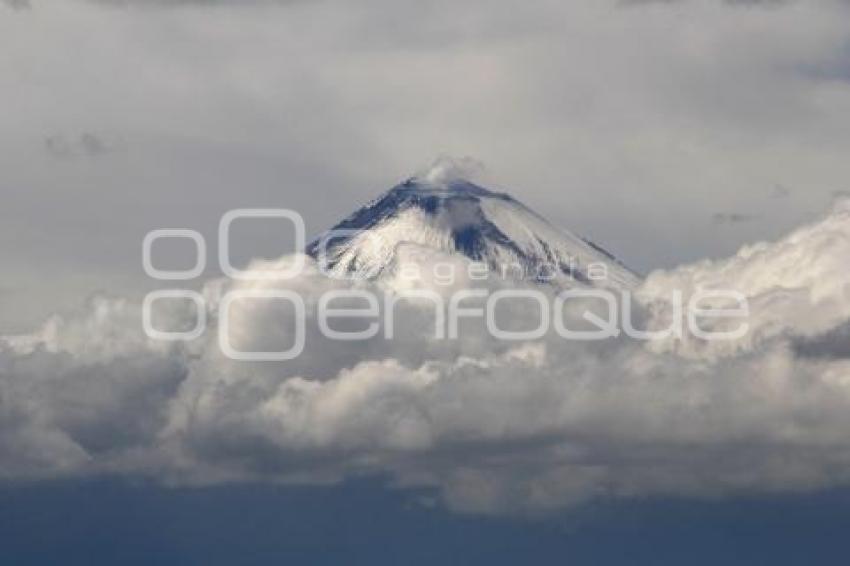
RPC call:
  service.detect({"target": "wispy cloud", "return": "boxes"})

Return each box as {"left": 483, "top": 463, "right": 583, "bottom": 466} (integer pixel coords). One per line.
{"left": 2, "top": 0, "right": 30, "bottom": 10}
{"left": 621, "top": 0, "right": 792, "bottom": 7}
{"left": 88, "top": 0, "right": 312, "bottom": 6}
{"left": 712, "top": 212, "right": 760, "bottom": 225}
{"left": 44, "top": 133, "right": 117, "bottom": 159}
{"left": 771, "top": 184, "right": 792, "bottom": 199}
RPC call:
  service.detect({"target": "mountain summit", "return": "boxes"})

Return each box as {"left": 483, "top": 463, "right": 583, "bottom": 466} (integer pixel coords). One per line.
{"left": 307, "top": 159, "right": 639, "bottom": 289}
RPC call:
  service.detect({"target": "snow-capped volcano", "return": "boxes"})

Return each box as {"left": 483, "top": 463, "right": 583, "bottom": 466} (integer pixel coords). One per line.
{"left": 307, "top": 160, "right": 639, "bottom": 289}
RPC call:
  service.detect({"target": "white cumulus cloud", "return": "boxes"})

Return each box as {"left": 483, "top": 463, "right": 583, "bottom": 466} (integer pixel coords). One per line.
{"left": 1, "top": 199, "right": 850, "bottom": 515}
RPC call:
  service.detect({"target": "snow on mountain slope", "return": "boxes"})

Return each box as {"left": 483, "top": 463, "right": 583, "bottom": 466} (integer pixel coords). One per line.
{"left": 306, "top": 160, "right": 640, "bottom": 289}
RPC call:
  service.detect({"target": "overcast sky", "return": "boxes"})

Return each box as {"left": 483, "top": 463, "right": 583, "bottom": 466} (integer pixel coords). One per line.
{"left": 2, "top": 0, "right": 850, "bottom": 330}
{"left": 4, "top": 2, "right": 850, "bottom": 547}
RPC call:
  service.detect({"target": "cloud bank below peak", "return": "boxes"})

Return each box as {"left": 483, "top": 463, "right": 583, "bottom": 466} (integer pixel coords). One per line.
{"left": 1, "top": 200, "right": 849, "bottom": 515}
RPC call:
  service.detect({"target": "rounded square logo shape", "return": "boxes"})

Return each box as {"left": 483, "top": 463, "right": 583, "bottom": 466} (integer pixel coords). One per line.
{"left": 219, "top": 209, "right": 305, "bottom": 280}
{"left": 142, "top": 289, "right": 207, "bottom": 341}
{"left": 143, "top": 229, "right": 206, "bottom": 281}
{"left": 218, "top": 289, "right": 306, "bottom": 361}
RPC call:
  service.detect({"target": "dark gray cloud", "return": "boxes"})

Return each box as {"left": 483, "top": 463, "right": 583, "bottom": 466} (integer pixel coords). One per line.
{"left": 44, "top": 133, "right": 115, "bottom": 159}
{"left": 2, "top": 0, "right": 30, "bottom": 10}
{"left": 712, "top": 212, "right": 760, "bottom": 225}
{"left": 621, "top": 0, "right": 791, "bottom": 6}
{"left": 796, "top": 39, "right": 850, "bottom": 83}
{"left": 79, "top": 132, "right": 110, "bottom": 156}
{"left": 771, "top": 184, "right": 792, "bottom": 199}
{"left": 44, "top": 136, "right": 73, "bottom": 159}
{"left": 794, "top": 322, "right": 850, "bottom": 359}
{"left": 89, "top": 0, "right": 311, "bottom": 6}
{"left": 723, "top": 0, "right": 791, "bottom": 5}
